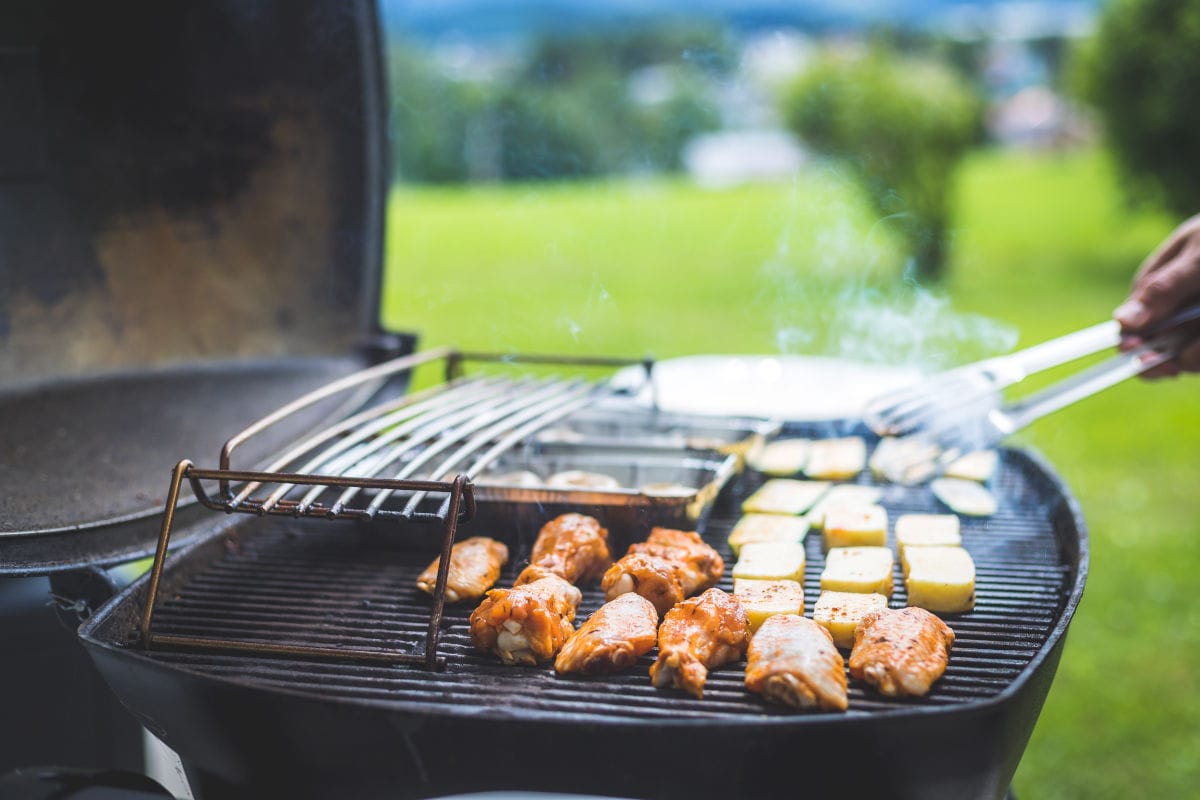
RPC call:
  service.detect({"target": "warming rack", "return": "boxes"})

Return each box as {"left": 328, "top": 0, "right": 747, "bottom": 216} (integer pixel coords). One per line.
{"left": 140, "top": 347, "right": 654, "bottom": 669}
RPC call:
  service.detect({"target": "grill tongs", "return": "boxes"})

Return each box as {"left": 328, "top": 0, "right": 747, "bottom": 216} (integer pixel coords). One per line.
{"left": 865, "top": 302, "right": 1200, "bottom": 484}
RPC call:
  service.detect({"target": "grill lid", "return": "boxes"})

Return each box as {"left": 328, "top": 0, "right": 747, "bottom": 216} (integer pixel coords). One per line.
{"left": 0, "top": 0, "right": 395, "bottom": 571}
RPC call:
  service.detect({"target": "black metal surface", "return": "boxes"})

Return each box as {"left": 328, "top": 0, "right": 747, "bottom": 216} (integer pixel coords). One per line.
{"left": 0, "top": 0, "right": 398, "bottom": 571}
{"left": 0, "top": 767, "right": 173, "bottom": 800}
{"left": 0, "top": 358, "right": 367, "bottom": 574}
{"left": 79, "top": 442, "right": 1087, "bottom": 800}
{"left": 0, "top": 577, "right": 144, "bottom": 776}
{"left": 0, "top": 0, "right": 389, "bottom": 383}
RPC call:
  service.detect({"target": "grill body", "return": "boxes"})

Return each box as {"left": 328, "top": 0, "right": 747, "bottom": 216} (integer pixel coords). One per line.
{"left": 80, "top": 436, "right": 1087, "bottom": 800}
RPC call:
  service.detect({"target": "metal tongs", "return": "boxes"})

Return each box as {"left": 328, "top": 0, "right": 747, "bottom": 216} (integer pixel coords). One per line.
{"left": 864, "top": 302, "right": 1200, "bottom": 483}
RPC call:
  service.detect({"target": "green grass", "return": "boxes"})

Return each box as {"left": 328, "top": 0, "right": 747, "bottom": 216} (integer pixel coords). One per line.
{"left": 384, "top": 148, "right": 1200, "bottom": 797}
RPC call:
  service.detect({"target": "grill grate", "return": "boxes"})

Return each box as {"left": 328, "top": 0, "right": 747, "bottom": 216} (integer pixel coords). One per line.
{"left": 132, "top": 445, "right": 1072, "bottom": 721}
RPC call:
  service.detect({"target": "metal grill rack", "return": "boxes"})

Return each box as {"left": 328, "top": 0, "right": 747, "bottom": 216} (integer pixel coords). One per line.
{"left": 130, "top": 441, "right": 1076, "bottom": 718}
{"left": 140, "top": 348, "right": 653, "bottom": 669}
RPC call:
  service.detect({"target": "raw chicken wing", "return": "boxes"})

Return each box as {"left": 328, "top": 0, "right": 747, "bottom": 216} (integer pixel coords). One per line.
{"left": 416, "top": 536, "right": 509, "bottom": 603}
{"left": 469, "top": 574, "right": 582, "bottom": 665}
{"left": 745, "top": 614, "right": 848, "bottom": 711}
{"left": 649, "top": 588, "right": 750, "bottom": 699}
{"left": 849, "top": 606, "right": 955, "bottom": 697}
{"left": 554, "top": 593, "right": 659, "bottom": 675}
{"left": 514, "top": 513, "right": 612, "bottom": 586}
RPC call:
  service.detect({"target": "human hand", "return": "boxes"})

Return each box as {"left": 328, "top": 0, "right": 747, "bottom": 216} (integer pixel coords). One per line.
{"left": 1114, "top": 213, "right": 1200, "bottom": 377}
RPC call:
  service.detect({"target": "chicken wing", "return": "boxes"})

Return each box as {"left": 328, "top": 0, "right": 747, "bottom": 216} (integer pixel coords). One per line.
{"left": 745, "top": 614, "right": 848, "bottom": 712}
{"left": 649, "top": 588, "right": 750, "bottom": 699}
{"left": 415, "top": 536, "right": 509, "bottom": 603}
{"left": 469, "top": 574, "right": 582, "bottom": 665}
{"left": 600, "top": 552, "right": 685, "bottom": 617}
{"left": 514, "top": 513, "right": 612, "bottom": 586}
{"left": 554, "top": 593, "right": 659, "bottom": 675}
{"left": 602, "top": 527, "right": 723, "bottom": 616}
{"left": 628, "top": 527, "right": 724, "bottom": 595}
{"left": 849, "top": 607, "right": 955, "bottom": 697}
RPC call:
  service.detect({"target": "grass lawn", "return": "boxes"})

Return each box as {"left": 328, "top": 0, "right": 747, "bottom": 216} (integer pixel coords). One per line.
{"left": 383, "top": 147, "right": 1200, "bottom": 798}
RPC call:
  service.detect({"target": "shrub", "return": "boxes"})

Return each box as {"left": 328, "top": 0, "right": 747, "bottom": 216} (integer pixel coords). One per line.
{"left": 1073, "top": 0, "right": 1200, "bottom": 216}
{"left": 781, "top": 48, "right": 982, "bottom": 280}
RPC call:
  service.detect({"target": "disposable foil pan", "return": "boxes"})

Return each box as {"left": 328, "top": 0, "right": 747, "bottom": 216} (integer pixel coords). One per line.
{"left": 470, "top": 449, "right": 740, "bottom": 550}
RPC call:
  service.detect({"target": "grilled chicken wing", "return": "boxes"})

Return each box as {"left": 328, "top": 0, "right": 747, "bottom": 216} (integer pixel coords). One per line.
{"left": 600, "top": 552, "right": 685, "bottom": 617}
{"left": 602, "top": 527, "right": 723, "bottom": 616}
{"left": 416, "top": 536, "right": 509, "bottom": 603}
{"left": 745, "top": 614, "right": 848, "bottom": 712}
{"left": 849, "top": 607, "right": 955, "bottom": 697}
{"left": 649, "top": 588, "right": 750, "bottom": 699}
{"left": 514, "top": 513, "right": 612, "bottom": 586}
{"left": 469, "top": 574, "right": 582, "bottom": 665}
{"left": 629, "top": 527, "right": 724, "bottom": 595}
{"left": 554, "top": 593, "right": 659, "bottom": 675}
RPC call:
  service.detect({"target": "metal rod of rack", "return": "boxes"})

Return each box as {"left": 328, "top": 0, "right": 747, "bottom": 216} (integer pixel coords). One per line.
{"left": 230, "top": 376, "right": 492, "bottom": 509}
{"left": 139, "top": 349, "right": 657, "bottom": 669}
{"left": 141, "top": 464, "right": 474, "bottom": 668}
{"left": 256, "top": 377, "right": 509, "bottom": 514}
{"left": 319, "top": 377, "right": 561, "bottom": 515}
{"left": 365, "top": 378, "right": 589, "bottom": 513}
{"left": 402, "top": 384, "right": 600, "bottom": 513}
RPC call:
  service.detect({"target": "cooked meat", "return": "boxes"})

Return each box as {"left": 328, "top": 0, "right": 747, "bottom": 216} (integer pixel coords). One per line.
{"left": 849, "top": 607, "right": 955, "bottom": 697}
{"left": 513, "top": 513, "right": 612, "bottom": 586}
{"left": 600, "top": 552, "right": 685, "bottom": 617}
{"left": 415, "top": 536, "right": 509, "bottom": 603}
{"left": 649, "top": 588, "right": 750, "bottom": 699}
{"left": 602, "top": 527, "right": 723, "bottom": 616}
{"left": 745, "top": 614, "right": 848, "bottom": 712}
{"left": 554, "top": 593, "right": 659, "bottom": 675}
{"left": 469, "top": 574, "right": 582, "bottom": 666}
{"left": 628, "top": 527, "right": 724, "bottom": 595}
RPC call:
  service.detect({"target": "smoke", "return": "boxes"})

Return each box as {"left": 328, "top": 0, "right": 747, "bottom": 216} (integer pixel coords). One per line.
{"left": 557, "top": 273, "right": 615, "bottom": 344}
{"left": 759, "top": 167, "right": 1018, "bottom": 372}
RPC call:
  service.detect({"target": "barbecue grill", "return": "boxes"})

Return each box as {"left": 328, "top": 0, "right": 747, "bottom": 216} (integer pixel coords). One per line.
{"left": 1, "top": 2, "right": 1087, "bottom": 799}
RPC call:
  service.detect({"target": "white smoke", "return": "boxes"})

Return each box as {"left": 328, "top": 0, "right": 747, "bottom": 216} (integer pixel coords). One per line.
{"left": 760, "top": 166, "right": 1018, "bottom": 371}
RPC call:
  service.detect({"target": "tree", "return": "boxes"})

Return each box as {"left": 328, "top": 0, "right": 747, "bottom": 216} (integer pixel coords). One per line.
{"left": 1074, "top": 0, "right": 1200, "bottom": 216}
{"left": 781, "top": 48, "right": 982, "bottom": 281}
{"left": 388, "top": 43, "right": 476, "bottom": 183}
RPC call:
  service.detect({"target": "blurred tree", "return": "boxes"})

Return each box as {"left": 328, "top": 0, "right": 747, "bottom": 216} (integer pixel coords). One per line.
{"left": 388, "top": 43, "right": 475, "bottom": 183}
{"left": 494, "top": 72, "right": 631, "bottom": 180}
{"left": 387, "top": 24, "right": 724, "bottom": 184}
{"left": 781, "top": 48, "right": 982, "bottom": 281}
{"left": 630, "top": 74, "right": 720, "bottom": 172}
{"left": 496, "top": 24, "right": 725, "bottom": 180}
{"left": 520, "top": 22, "right": 736, "bottom": 86}
{"left": 1074, "top": 0, "right": 1200, "bottom": 216}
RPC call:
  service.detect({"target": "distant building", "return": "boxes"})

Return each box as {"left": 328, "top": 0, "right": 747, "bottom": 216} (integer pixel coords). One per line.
{"left": 988, "top": 85, "right": 1094, "bottom": 148}
{"left": 683, "top": 130, "right": 807, "bottom": 187}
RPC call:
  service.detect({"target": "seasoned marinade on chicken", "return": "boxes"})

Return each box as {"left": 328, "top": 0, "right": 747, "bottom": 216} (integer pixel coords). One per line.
{"left": 602, "top": 527, "right": 723, "bottom": 616}
{"left": 554, "top": 593, "right": 659, "bottom": 675}
{"left": 744, "top": 614, "right": 848, "bottom": 712}
{"left": 649, "top": 588, "right": 750, "bottom": 699}
{"left": 469, "top": 574, "right": 582, "bottom": 666}
{"left": 599, "top": 551, "right": 685, "bottom": 618}
{"left": 513, "top": 513, "right": 612, "bottom": 586}
{"left": 415, "top": 536, "right": 509, "bottom": 603}
{"left": 849, "top": 606, "right": 955, "bottom": 697}
{"left": 627, "top": 527, "right": 724, "bottom": 595}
